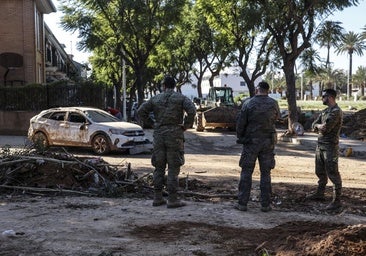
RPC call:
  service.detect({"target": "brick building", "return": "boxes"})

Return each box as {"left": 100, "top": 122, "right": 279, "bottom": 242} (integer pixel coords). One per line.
{"left": 0, "top": 0, "right": 86, "bottom": 86}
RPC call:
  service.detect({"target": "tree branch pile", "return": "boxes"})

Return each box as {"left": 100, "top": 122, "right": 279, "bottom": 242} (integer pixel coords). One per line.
{"left": 0, "top": 148, "right": 152, "bottom": 196}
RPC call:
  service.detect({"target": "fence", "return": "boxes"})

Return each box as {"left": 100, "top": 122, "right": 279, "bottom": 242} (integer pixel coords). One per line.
{"left": 0, "top": 82, "right": 110, "bottom": 111}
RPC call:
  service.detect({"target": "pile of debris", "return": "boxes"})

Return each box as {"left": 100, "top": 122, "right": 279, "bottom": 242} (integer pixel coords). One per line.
{"left": 342, "top": 108, "right": 366, "bottom": 140}
{"left": 279, "top": 108, "right": 366, "bottom": 140}
{"left": 0, "top": 147, "right": 152, "bottom": 196}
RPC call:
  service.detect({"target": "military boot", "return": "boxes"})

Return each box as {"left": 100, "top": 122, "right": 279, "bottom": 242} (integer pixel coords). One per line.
{"left": 167, "top": 193, "right": 186, "bottom": 208}
{"left": 326, "top": 188, "right": 342, "bottom": 211}
{"left": 152, "top": 190, "right": 166, "bottom": 207}
{"left": 305, "top": 187, "right": 326, "bottom": 201}
{"left": 234, "top": 203, "right": 247, "bottom": 211}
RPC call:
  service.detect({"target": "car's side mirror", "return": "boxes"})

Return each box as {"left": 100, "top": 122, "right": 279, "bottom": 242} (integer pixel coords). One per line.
{"left": 80, "top": 123, "right": 88, "bottom": 130}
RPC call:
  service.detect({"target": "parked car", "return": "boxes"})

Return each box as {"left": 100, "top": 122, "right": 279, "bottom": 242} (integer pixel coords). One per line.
{"left": 131, "top": 101, "right": 155, "bottom": 128}
{"left": 28, "top": 107, "right": 152, "bottom": 155}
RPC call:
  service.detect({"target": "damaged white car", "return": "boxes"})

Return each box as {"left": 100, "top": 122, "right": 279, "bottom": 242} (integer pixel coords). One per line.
{"left": 28, "top": 107, "right": 153, "bottom": 155}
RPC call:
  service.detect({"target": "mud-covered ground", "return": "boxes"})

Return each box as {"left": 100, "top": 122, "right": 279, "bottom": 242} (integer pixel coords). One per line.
{"left": 1, "top": 129, "right": 365, "bottom": 255}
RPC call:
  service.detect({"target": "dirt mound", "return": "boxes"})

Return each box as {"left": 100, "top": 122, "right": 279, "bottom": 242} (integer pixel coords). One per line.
{"left": 131, "top": 221, "right": 366, "bottom": 256}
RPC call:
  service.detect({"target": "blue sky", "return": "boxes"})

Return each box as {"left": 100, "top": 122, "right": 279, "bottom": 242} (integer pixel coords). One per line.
{"left": 45, "top": 0, "right": 366, "bottom": 70}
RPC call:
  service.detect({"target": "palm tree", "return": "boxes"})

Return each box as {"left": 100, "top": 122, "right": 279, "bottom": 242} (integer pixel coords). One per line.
{"left": 335, "top": 31, "right": 366, "bottom": 99}
{"left": 316, "top": 21, "right": 344, "bottom": 68}
{"left": 353, "top": 66, "right": 366, "bottom": 97}
{"left": 362, "top": 25, "right": 366, "bottom": 40}
{"left": 299, "top": 47, "right": 322, "bottom": 99}
{"left": 317, "top": 67, "right": 346, "bottom": 93}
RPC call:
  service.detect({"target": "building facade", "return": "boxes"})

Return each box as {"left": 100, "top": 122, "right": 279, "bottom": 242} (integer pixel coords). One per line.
{"left": 0, "top": 0, "right": 86, "bottom": 86}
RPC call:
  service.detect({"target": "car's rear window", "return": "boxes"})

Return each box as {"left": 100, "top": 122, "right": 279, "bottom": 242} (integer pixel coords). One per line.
{"left": 84, "top": 110, "right": 119, "bottom": 123}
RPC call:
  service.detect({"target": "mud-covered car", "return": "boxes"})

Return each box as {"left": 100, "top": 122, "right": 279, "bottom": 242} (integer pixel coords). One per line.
{"left": 28, "top": 107, "right": 152, "bottom": 155}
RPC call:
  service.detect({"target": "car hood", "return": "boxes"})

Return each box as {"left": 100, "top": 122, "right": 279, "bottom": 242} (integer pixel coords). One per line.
{"left": 98, "top": 121, "right": 144, "bottom": 130}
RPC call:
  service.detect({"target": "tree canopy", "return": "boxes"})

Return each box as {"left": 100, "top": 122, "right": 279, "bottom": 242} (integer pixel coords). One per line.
{"left": 59, "top": 0, "right": 363, "bottom": 130}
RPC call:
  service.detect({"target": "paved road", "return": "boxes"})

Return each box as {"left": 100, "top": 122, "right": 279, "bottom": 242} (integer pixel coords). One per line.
{"left": 1, "top": 129, "right": 365, "bottom": 158}
{"left": 0, "top": 135, "right": 31, "bottom": 147}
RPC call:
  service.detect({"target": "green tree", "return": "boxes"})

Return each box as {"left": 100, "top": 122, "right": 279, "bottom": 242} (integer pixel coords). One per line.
{"left": 316, "top": 21, "right": 344, "bottom": 68}
{"left": 248, "top": 0, "right": 359, "bottom": 134}
{"left": 148, "top": 3, "right": 197, "bottom": 95}
{"left": 60, "top": 0, "right": 188, "bottom": 107}
{"left": 195, "top": 2, "right": 235, "bottom": 95}
{"left": 184, "top": 3, "right": 225, "bottom": 98}
{"left": 198, "top": 0, "right": 275, "bottom": 97}
{"left": 335, "top": 31, "right": 366, "bottom": 99}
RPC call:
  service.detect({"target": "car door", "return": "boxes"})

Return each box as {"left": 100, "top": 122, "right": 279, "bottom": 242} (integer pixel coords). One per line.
{"left": 62, "top": 111, "right": 90, "bottom": 145}
{"left": 45, "top": 111, "right": 68, "bottom": 144}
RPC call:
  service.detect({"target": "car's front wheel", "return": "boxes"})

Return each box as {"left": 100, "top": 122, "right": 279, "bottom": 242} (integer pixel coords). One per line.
{"left": 33, "top": 132, "right": 49, "bottom": 149}
{"left": 91, "top": 134, "right": 111, "bottom": 155}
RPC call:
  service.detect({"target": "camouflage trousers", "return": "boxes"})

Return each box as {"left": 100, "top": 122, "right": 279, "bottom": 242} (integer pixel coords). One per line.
{"left": 151, "top": 126, "right": 185, "bottom": 194}
{"left": 238, "top": 138, "right": 275, "bottom": 207}
{"left": 315, "top": 144, "right": 342, "bottom": 190}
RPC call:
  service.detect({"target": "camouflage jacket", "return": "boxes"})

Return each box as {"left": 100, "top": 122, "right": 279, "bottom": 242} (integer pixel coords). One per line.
{"left": 236, "top": 95, "right": 280, "bottom": 143}
{"left": 312, "top": 104, "right": 343, "bottom": 145}
{"left": 137, "top": 89, "right": 196, "bottom": 130}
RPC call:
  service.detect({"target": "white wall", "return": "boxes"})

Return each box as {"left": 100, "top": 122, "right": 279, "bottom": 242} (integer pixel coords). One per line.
{"left": 180, "top": 66, "right": 263, "bottom": 99}
{"left": 200, "top": 67, "right": 261, "bottom": 98}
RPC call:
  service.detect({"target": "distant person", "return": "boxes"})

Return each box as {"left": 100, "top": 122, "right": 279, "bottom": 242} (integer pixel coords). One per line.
{"left": 235, "top": 81, "right": 280, "bottom": 212}
{"left": 306, "top": 89, "right": 343, "bottom": 212}
{"left": 106, "top": 107, "right": 122, "bottom": 120}
{"left": 137, "top": 76, "right": 196, "bottom": 208}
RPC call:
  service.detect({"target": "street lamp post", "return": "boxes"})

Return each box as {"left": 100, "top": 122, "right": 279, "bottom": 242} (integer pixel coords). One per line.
{"left": 122, "top": 50, "right": 127, "bottom": 121}
{"left": 271, "top": 72, "right": 274, "bottom": 94}
{"left": 300, "top": 73, "right": 304, "bottom": 101}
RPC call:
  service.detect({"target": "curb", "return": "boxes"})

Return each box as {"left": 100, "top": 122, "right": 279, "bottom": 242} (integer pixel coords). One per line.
{"left": 278, "top": 134, "right": 366, "bottom": 159}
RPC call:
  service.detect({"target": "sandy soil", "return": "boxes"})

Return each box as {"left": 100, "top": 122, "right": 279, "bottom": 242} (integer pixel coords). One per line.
{"left": 1, "top": 129, "right": 365, "bottom": 256}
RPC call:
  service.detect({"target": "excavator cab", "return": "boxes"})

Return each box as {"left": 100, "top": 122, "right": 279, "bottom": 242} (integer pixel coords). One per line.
{"left": 194, "top": 86, "right": 239, "bottom": 131}
{"left": 206, "top": 87, "right": 235, "bottom": 107}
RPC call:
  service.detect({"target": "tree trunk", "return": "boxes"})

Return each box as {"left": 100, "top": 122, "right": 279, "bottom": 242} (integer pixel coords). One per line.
{"left": 197, "top": 79, "right": 203, "bottom": 98}
{"left": 114, "top": 83, "right": 122, "bottom": 110}
{"left": 309, "top": 80, "right": 313, "bottom": 100}
{"left": 135, "top": 70, "right": 145, "bottom": 106}
{"left": 283, "top": 63, "right": 298, "bottom": 134}
{"left": 348, "top": 52, "right": 353, "bottom": 100}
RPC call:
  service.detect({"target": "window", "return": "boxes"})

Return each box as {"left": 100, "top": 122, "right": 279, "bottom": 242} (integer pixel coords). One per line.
{"left": 48, "top": 112, "right": 66, "bottom": 121}
{"left": 69, "top": 113, "right": 86, "bottom": 123}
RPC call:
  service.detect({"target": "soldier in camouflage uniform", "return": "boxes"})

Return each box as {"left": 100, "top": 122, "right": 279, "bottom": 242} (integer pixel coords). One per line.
{"left": 307, "top": 89, "right": 343, "bottom": 211}
{"left": 137, "top": 76, "right": 196, "bottom": 208}
{"left": 235, "top": 81, "right": 280, "bottom": 212}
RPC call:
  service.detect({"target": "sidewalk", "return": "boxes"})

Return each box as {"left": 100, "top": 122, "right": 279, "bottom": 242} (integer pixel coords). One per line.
{"left": 0, "top": 135, "right": 30, "bottom": 148}
{"left": 279, "top": 131, "right": 366, "bottom": 159}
